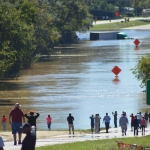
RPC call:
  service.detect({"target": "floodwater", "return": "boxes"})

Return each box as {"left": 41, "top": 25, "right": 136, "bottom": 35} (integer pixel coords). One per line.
{"left": 0, "top": 30, "right": 150, "bottom": 130}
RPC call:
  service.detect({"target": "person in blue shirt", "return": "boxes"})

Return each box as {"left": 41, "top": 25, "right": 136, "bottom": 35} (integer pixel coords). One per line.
{"left": 103, "top": 113, "right": 111, "bottom": 133}
{"left": 89, "top": 115, "right": 94, "bottom": 134}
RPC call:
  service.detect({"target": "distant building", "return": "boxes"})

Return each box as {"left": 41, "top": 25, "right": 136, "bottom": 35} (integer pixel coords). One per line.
{"left": 142, "top": 9, "right": 150, "bottom": 17}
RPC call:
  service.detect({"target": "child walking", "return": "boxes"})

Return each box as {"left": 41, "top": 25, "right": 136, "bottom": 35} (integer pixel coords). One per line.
{"left": 46, "top": 115, "right": 52, "bottom": 131}
{"left": 1, "top": 115, "right": 7, "bottom": 130}
{"left": 141, "top": 116, "right": 146, "bottom": 135}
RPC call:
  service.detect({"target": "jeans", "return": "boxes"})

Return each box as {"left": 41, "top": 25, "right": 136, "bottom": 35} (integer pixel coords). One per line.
{"left": 47, "top": 123, "right": 51, "bottom": 130}
{"left": 134, "top": 127, "right": 138, "bottom": 135}
{"left": 114, "top": 120, "right": 117, "bottom": 127}
{"left": 105, "top": 123, "right": 109, "bottom": 133}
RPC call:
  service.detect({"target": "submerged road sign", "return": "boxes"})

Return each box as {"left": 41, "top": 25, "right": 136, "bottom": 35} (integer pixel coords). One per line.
{"left": 146, "top": 80, "right": 150, "bottom": 105}
{"left": 112, "top": 66, "right": 121, "bottom": 76}
{"left": 134, "top": 39, "right": 140, "bottom": 47}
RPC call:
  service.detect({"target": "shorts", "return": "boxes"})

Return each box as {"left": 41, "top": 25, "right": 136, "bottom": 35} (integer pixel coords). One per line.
{"left": 11, "top": 122, "right": 22, "bottom": 134}
{"left": 68, "top": 124, "right": 74, "bottom": 130}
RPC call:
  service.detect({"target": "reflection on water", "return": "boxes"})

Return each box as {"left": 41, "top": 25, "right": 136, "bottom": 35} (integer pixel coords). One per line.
{"left": 0, "top": 30, "right": 150, "bottom": 130}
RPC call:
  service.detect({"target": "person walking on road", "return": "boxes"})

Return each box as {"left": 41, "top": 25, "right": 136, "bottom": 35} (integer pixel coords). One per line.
{"left": 137, "top": 112, "right": 142, "bottom": 129}
{"left": 130, "top": 113, "right": 134, "bottom": 131}
{"left": 1, "top": 114, "right": 7, "bottom": 131}
{"left": 67, "top": 113, "right": 74, "bottom": 134}
{"left": 94, "top": 114, "right": 100, "bottom": 133}
{"left": 97, "top": 114, "right": 101, "bottom": 132}
{"left": 112, "top": 111, "right": 117, "bottom": 128}
{"left": 144, "top": 111, "right": 148, "bottom": 127}
{"left": 133, "top": 115, "right": 139, "bottom": 136}
{"left": 141, "top": 116, "right": 146, "bottom": 135}
{"left": 46, "top": 115, "right": 52, "bottom": 131}
{"left": 9, "top": 103, "right": 25, "bottom": 145}
{"left": 119, "top": 112, "right": 128, "bottom": 136}
{"left": 103, "top": 113, "right": 111, "bottom": 133}
{"left": 89, "top": 115, "right": 94, "bottom": 134}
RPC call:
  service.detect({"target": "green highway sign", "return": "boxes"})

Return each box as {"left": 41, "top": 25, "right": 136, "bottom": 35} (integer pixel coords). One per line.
{"left": 146, "top": 80, "right": 150, "bottom": 105}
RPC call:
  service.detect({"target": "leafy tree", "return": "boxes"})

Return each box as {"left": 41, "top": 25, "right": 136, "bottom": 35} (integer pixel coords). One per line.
{"left": 33, "top": 1, "right": 60, "bottom": 54}
{"left": 131, "top": 55, "right": 150, "bottom": 88}
{"left": 0, "top": 1, "right": 37, "bottom": 78}
{"left": 90, "top": 0, "right": 116, "bottom": 20}
{"left": 46, "top": 0, "right": 93, "bottom": 44}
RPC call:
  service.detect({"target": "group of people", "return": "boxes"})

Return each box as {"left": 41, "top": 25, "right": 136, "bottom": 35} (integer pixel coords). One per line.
{"left": 0, "top": 102, "right": 53, "bottom": 149}
{"left": 89, "top": 111, "right": 150, "bottom": 136}
{"left": 0, "top": 104, "right": 149, "bottom": 149}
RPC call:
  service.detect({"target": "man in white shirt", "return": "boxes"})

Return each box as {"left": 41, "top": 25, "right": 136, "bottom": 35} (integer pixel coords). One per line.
{"left": 137, "top": 112, "right": 142, "bottom": 129}
{"left": 0, "top": 136, "right": 4, "bottom": 150}
{"left": 103, "top": 113, "right": 111, "bottom": 133}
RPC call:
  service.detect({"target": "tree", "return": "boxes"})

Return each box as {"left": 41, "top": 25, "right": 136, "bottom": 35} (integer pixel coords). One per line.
{"left": 90, "top": 0, "right": 116, "bottom": 20}
{"left": 0, "top": 1, "right": 37, "bottom": 78}
{"left": 46, "top": 0, "right": 93, "bottom": 44}
{"left": 131, "top": 55, "right": 150, "bottom": 88}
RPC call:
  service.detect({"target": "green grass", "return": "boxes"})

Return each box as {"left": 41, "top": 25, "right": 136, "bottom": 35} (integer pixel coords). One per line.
{"left": 90, "top": 20, "right": 150, "bottom": 31}
{"left": 36, "top": 135, "right": 150, "bottom": 150}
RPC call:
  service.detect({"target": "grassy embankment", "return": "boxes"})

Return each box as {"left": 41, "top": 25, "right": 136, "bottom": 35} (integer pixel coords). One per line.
{"left": 90, "top": 20, "right": 150, "bottom": 31}
{"left": 36, "top": 135, "right": 150, "bottom": 150}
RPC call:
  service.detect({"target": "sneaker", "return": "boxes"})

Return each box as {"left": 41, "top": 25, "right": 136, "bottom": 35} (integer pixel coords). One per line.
{"left": 18, "top": 141, "right": 22, "bottom": 144}
{"left": 14, "top": 141, "right": 17, "bottom": 145}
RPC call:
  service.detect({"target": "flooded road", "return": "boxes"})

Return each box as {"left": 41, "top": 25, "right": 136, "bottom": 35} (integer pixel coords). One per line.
{"left": 0, "top": 30, "right": 150, "bottom": 130}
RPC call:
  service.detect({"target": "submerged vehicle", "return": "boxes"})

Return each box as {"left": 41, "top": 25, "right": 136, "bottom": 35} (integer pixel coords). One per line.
{"left": 116, "top": 32, "right": 129, "bottom": 39}
{"left": 90, "top": 31, "right": 130, "bottom": 40}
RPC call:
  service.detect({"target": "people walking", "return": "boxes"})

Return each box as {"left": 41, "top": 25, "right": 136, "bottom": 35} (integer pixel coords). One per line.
{"left": 67, "top": 113, "right": 74, "bottom": 134}
{"left": 119, "top": 112, "right": 128, "bottom": 136}
{"left": 1, "top": 115, "right": 7, "bottom": 131}
{"left": 141, "top": 116, "right": 146, "bottom": 135}
{"left": 46, "top": 115, "right": 52, "bottom": 131}
{"left": 133, "top": 116, "right": 139, "bottom": 136}
{"left": 20, "top": 123, "right": 36, "bottom": 150}
{"left": 103, "top": 113, "right": 111, "bottom": 133}
{"left": 144, "top": 111, "right": 148, "bottom": 127}
{"left": 130, "top": 113, "right": 134, "bottom": 131}
{"left": 89, "top": 115, "right": 94, "bottom": 134}
{"left": 9, "top": 103, "right": 25, "bottom": 145}
{"left": 24, "top": 110, "right": 40, "bottom": 127}
{"left": 112, "top": 111, "right": 117, "bottom": 128}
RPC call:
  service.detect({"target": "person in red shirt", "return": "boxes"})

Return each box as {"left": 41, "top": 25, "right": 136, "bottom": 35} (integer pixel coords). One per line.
{"left": 9, "top": 103, "right": 25, "bottom": 145}
{"left": 46, "top": 115, "right": 52, "bottom": 131}
{"left": 130, "top": 113, "right": 134, "bottom": 131}
{"left": 1, "top": 115, "right": 7, "bottom": 131}
{"left": 141, "top": 116, "right": 146, "bottom": 135}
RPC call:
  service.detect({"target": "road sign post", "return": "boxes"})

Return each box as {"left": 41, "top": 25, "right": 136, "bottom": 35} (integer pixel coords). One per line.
{"left": 146, "top": 80, "right": 150, "bottom": 105}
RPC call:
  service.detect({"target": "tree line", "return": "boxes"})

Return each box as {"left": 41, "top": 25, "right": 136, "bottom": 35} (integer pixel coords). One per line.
{"left": 0, "top": 0, "right": 149, "bottom": 87}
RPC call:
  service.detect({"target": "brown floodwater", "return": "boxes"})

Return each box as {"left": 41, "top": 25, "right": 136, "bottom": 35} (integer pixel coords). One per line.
{"left": 0, "top": 30, "right": 150, "bottom": 130}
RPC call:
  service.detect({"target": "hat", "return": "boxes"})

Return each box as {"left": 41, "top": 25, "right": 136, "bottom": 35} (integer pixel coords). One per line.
{"left": 29, "top": 110, "right": 34, "bottom": 113}
{"left": 20, "top": 123, "right": 31, "bottom": 129}
{"left": 15, "top": 103, "right": 21, "bottom": 107}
